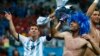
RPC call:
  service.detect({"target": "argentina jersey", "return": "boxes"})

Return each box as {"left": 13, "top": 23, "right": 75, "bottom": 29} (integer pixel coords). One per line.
{"left": 18, "top": 34, "right": 47, "bottom": 56}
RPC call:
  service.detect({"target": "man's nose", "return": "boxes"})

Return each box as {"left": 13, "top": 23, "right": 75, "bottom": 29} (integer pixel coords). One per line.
{"left": 96, "top": 15, "right": 99, "bottom": 17}
{"left": 32, "top": 30, "right": 35, "bottom": 32}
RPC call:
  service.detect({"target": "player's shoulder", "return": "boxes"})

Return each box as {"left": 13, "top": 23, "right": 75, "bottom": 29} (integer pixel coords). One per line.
{"left": 63, "top": 31, "right": 72, "bottom": 35}
{"left": 40, "top": 36, "right": 46, "bottom": 38}
{"left": 62, "top": 31, "right": 73, "bottom": 38}
{"left": 39, "top": 36, "right": 46, "bottom": 41}
{"left": 79, "top": 37, "right": 88, "bottom": 44}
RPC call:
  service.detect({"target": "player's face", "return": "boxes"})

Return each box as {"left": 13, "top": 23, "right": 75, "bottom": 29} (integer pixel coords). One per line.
{"left": 70, "top": 21, "right": 79, "bottom": 31}
{"left": 91, "top": 11, "right": 100, "bottom": 24}
{"left": 28, "top": 26, "right": 40, "bottom": 37}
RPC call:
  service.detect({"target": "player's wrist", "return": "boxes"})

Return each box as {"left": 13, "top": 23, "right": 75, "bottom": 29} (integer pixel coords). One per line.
{"left": 59, "top": 19, "right": 64, "bottom": 24}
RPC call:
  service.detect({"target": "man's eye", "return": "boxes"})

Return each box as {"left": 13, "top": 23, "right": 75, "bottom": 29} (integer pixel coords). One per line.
{"left": 35, "top": 29, "right": 38, "bottom": 30}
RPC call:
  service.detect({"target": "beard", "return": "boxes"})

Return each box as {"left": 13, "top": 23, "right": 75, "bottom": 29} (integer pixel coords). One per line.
{"left": 70, "top": 26, "right": 80, "bottom": 34}
{"left": 70, "top": 28, "right": 79, "bottom": 32}
{"left": 70, "top": 26, "right": 79, "bottom": 31}
{"left": 92, "top": 20, "right": 100, "bottom": 25}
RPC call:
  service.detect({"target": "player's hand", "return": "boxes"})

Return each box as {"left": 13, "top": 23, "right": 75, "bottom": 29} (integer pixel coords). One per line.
{"left": 59, "top": 13, "right": 69, "bottom": 21}
{"left": 82, "top": 34, "right": 92, "bottom": 41}
{"left": 5, "top": 11, "right": 12, "bottom": 21}
{"left": 48, "top": 12, "right": 56, "bottom": 21}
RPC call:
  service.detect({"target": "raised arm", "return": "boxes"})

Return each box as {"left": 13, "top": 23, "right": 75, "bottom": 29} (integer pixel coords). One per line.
{"left": 51, "top": 28, "right": 67, "bottom": 39}
{"left": 86, "top": 0, "right": 99, "bottom": 16}
{"left": 5, "top": 12, "right": 18, "bottom": 40}
{"left": 51, "top": 21, "right": 69, "bottom": 39}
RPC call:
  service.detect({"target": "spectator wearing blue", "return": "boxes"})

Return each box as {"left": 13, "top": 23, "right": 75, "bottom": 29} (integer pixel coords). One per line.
{"left": 0, "top": 11, "right": 9, "bottom": 39}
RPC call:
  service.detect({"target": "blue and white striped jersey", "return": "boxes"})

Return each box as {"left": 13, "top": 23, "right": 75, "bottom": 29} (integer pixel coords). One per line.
{"left": 18, "top": 34, "right": 46, "bottom": 56}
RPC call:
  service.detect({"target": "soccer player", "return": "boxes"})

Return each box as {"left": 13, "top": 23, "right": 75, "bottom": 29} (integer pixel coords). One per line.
{"left": 5, "top": 12, "right": 52, "bottom": 56}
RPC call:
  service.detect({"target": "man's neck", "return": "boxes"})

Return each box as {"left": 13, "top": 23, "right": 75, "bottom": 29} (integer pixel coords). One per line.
{"left": 72, "top": 30, "right": 79, "bottom": 38}
{"left": 31, "top": 36, "right": 39, "bottom": 42}
{"left": 92, "top": 22, "right": 97, "bottom": 29}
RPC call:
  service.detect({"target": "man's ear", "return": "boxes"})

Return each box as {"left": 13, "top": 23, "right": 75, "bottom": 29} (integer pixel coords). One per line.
{"left": 38, "top": 28, "right": 42, "bottom": 36}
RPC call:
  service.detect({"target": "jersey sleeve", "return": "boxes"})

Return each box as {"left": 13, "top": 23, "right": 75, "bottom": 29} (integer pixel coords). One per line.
{"left": 18, "top": 34, "right": 29, "bottom": 45}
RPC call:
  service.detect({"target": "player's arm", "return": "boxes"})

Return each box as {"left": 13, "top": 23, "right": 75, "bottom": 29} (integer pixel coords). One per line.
{"left": 51, "top": 28, "right": 68, "bottom": 39}
{"left": 83, "top": 34, "right": 100, "bottom": 55}
{"left": 86, "top": 0, "right": 99, "bottom": 16}
{"left": 5, "top": 12, "right": 18, "bottom": 40}
{"left": 87, "top": 41, "right": 100, "bottom": 55}
{"left": 51, "top": 21, "right": 69, "bottom": 39}
{"left": 99, "top": 31, "right": 100, "bottom": 51}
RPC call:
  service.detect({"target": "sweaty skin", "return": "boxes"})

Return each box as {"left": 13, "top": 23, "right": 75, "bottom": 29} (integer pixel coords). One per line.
{"left": 62, "top": 32, "right": 88, "bottom": 56}
{"left": 84, "top": 0, "right": 100, "bottom": 55}
{"left": 51, "top": 20, "right": 98, "bottom": 56}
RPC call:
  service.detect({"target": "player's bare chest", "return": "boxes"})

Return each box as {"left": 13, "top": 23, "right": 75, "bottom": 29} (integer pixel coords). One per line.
{"left": 65, "top": 38, "right": 86, "bottom": 50}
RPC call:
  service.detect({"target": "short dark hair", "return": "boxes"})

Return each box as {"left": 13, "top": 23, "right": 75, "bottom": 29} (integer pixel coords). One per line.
{"left": 94, "top": 7, "right": 100, "bottom": 11}
{"left": 29, "top": 23, "right": 40, "bottom": 31}
{"left": 29, "top": 23, "right": 39, "bottom": 28}
{"left": 93, "top": 8, "right": 100, "bottom": 15}
{"left": 28, "top": 23, "right": 43, "bottom": 36}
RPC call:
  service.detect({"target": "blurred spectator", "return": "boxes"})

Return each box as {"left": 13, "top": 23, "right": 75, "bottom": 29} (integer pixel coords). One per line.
{"left": 48, "top": 52, "right": 56, "bottom": 56}
{"left": 12, "top": 49, "right": 19, "bottom": 56}
{"left": 15, "top": 2, "right": 28, "bottom": 18}
{"left": 0, "top": 12, "right": 9, "bottom": 48}
{"left": 15, "top": 23, "right": 24, "bottom": 34}
{"left": 2, "top": 37, "right": 10, "bottom": 48}
{"left": 0, "top": 48, "right": 8, "bottom": 56}
{"left": 0, "top": 14, "right": 9, "bottom": 37}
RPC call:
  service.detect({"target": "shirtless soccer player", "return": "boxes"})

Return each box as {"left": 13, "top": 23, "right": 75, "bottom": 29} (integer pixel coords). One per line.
{"left": 84, "top": 0, "right": 100, "bottom": 56}
{"left": 51, "top": 11, "right": 99, "bottom": 56}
